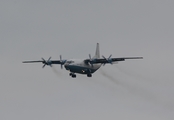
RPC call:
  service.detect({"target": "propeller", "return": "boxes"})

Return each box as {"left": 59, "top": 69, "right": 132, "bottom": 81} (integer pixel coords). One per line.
{"left": 89, "top": 54, "right": 95, "bottom": 67}
{"left": 60, "top": 55, "right": 63, "bottom": 69}
{"left": 59, "top": 55, "right": 66, "bottom": 69}
{"left": 23, "top": 56, "right": 67, "bottom": 69}
{"left": 42, "top": 56, "right": 66, "bottom": 69}
{"left": 102, "top": 54, "right": 113, "bottom": 66}
{"left": 42, "top": 57, "right": 52, "bottom": 68}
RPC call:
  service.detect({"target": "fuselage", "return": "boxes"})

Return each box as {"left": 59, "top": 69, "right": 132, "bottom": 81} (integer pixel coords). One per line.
{"left": 64, "top": 59, "right": 101, "bottom": 74}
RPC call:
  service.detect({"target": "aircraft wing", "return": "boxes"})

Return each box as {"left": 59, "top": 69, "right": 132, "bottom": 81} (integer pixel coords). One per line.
{"left": 22, "top": 60, "right": 62, "bottom": 64}
{"left": 23, "top": 57, "right": 66, "bottom": 68}
{"left": 84, "top": 57, "right": 143, "bottom": 64}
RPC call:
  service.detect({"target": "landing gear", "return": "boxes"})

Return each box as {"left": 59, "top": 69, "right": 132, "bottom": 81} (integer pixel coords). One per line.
{"left": 87, "top": 74, "right": 92, "bottom": 77}
{"left": 69, "top": 73, "right": 92, "bottom": 78}
{"left": 69, "top": 73, "right": 76, "bottom": 78}
{"left": 69, "top": 73, "right": 72, "bottom": 76}
{"left": 72, "top": 74, "right": 76, "bottom": 78}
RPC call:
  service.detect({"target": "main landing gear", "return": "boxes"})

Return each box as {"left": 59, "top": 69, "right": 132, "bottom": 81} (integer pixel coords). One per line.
{"left": 69, "top": 73, "right": 92, "bottom": 78}
{"left": 69, "top": 73, "right": 76, "bottom": 78}
{"left": 87, "top": 73, "right": 92, "bottom": 77}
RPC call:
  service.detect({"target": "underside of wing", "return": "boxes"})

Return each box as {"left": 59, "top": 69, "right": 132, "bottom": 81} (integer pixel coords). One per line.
{"left": 23, "top": 60, "right": 62, "bottom": 64}
{"left": 84, "top": 57, "right": 143, "bottom": 64}
{"left": 23, "top": 61, "right": 43, "bottom": 63}
{"left": 112, "top": 57, "right": 143, "bottom": 61}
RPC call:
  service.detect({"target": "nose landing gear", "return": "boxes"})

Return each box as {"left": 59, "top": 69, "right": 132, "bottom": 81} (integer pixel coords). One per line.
{"left": 69, "top": 73, "right": 76, "bottom": 78}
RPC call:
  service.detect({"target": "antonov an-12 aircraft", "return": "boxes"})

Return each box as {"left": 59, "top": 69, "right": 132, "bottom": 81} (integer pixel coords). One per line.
{"left": 23, "top": 43, "right": 143, "bottom": 78}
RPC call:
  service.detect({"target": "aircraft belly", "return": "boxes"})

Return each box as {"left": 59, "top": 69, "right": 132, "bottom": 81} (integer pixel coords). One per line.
{"left": 65, "top": 64, "right": 101, "bottom": 74}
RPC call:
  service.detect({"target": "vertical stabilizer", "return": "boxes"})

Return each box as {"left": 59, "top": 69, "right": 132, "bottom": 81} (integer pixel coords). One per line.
{"left": 93, "top": 43, "right": 100, "bottom": 59}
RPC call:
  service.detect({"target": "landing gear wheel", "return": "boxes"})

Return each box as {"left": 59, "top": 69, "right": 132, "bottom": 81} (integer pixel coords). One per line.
{"left": 69, "top": 73, "right": 76, "bottom": 78}
{"left": 87, "top": 74, "right": 92, "bottom": 77}
{"left": 72, "top": 74, "right": 76, "bottom": 78}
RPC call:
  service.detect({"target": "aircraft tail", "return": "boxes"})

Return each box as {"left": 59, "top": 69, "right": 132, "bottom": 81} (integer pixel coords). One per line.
{"left": 93, "top": 43, "right": 100, "bottom": 59}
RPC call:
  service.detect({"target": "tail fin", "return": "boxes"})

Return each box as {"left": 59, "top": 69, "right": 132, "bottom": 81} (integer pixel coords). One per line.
{"left": 93, "top": 43, "right": 100, "bottom": 59}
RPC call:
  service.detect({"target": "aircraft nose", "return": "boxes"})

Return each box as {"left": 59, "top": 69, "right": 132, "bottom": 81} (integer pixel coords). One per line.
{"left": 64, "top": 64, "right": 69, "bottom": 70}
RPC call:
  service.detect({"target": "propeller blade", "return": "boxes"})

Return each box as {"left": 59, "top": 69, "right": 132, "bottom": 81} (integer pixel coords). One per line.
{"left": 102, "top": 55, "right": 113, "bottom": 65}
{"left": 60, "top": 55, "right": 64, "bottom": 69}
{"left": 89, "top": 54, "right": 94, "bottom": 67}
{"left": 42, "top": 58, "right": 46, "bottom": 62}
{"left": 42, "top": 64, "right": 46, "bottom": 68}
{"left": 108, "top": 54, "right": 112, "bottom": 59}
{"left": 48, "top": 57, "right": 51, "bottom": 61}
{"left": 41, "top": 57, "right": 52, "bottom": 68}
{"left": 102, "top": 55, "right": 106, "bottom": 59}
{"left": 60, "top": 55, "right": 62, "bottom": 61}
{"left": 41, "top": 58, "right": 47, "bottom": 65}
{"left": 108, "top": 54, "right": 113, "bottom": 64}
{"left": 102, "top": 55, "right": 106, "bottom": 65}
{"left": 89, "top": 54, "right": 91, "bottom": 60}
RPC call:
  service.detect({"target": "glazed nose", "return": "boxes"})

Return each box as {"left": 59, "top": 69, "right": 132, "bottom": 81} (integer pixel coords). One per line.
{"left": 64, "top": 64, "right": 69, "bottom": 70}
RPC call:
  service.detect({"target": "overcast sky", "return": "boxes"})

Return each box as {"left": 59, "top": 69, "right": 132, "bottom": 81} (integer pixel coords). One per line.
{"left": 0, "top": 0, "right": 174, "bottom": 120}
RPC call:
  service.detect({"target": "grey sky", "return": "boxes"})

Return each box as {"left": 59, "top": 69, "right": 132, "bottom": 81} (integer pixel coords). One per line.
{"left": 0, "top": 0, "right": 174, "bottom": 120}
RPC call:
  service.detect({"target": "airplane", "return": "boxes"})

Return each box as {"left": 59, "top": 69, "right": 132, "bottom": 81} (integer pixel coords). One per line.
{"left": 23, "top": 43, "right": 143, "bottom": 78}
